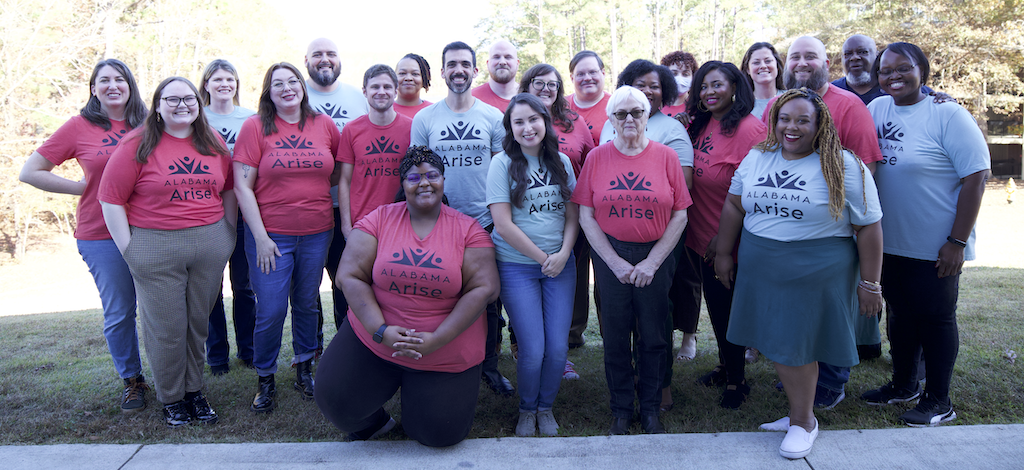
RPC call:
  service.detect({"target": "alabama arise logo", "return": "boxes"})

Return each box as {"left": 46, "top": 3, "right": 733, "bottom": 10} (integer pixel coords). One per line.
{"left": 527, "top": 167, "right": 552, "bottom": 190}
{"left": 754, "top": 170, "right": 807, "bottom": 190}
{"left": 695, "top": 134, "right": 714, "bottom": 154}
{"left": 274, "top": 134, "right": 316, "bottom": 150}
{"left": 365, "top": 136, "right": 403, "bottom": 155}
{"left": 439, "top": 121, "right": 483, "bottom": 141}
{"left": 168, "top": 156, "right": 211, "bottom": 175}
{"left": 100, "top": 129, "right": 129, "bottom": 147}
{"left": 608, "top": 171, "right": 653, "bottom": 192}
{"left": 313, "top": 103, "right": 355, "bottom": 127}
{"left": 390, "top": 247, "right": 444, "bottom": 269}
{"left": 877, "top": 121, "right": 905, "bottom": 142}
{"left": 216, "top": 127, "right": 238, "bottom": 147}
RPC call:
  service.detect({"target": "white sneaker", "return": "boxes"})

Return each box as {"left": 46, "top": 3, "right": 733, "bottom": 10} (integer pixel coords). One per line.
{"left": 536, "top": 409, "right": 559, "bottom": 436}
{"left": 759, "top": 416, "right": 790, "bottom": 432}
{"left": 515, "top": 411, "right": 537, "bottom": 437}
{"left": 779, "top": 419, "right": 818, "bottom": 459}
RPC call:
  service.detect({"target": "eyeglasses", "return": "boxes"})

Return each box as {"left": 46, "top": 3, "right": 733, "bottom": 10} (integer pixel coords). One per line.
{"left": 271, "top": 79, "right": 301, "bottom": 90}
{"left": 877, "top": 64, "right": 917, "bottom": 77}
{"left": 404, "top": 170, "right": 442, "bottom": 184}
{"left": 612, "top": 109, "right": 645, "bottom": 121}
{"left": 574, "top": 70, "right": 601, "bottom": 79}
{"left": 531, "top": 79, "right": 560, "bottom": 92}
{"left": 162, "top": 95, "right": 198, "bottom": 107}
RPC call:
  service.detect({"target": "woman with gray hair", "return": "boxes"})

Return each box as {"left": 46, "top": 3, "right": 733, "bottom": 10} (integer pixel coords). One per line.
{"left": 571, "top": 86, "right": 691, "bottom": 435}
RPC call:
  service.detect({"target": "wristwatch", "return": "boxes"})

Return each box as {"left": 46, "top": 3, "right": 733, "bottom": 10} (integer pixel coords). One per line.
{"left": 373, "top": 324, "right": 388, "bottom": 343}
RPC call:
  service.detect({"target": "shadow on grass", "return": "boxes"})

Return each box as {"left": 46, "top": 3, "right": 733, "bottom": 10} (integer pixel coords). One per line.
{"left": 1, "top": 266, "right": 1021, "bottom": 444}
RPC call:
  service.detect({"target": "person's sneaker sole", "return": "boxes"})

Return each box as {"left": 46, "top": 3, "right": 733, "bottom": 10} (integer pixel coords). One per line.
{"left": 864, "top": 389, "right": 921, "bottom": 406}
{"left": 815, "top": 390, "right": 846, "bottom": 410}
{"left": 903, "top": 409, "right": 957, "bottom": 427}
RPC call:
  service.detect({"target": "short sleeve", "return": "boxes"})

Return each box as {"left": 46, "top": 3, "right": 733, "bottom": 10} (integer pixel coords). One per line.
{"left": 942, "top": 105, "right": 991, "bottom": 178}
{"left": 490, "top": 116, "right": 505, "bottom": 154}
{"left": 410, "top": 110, "right": 428, "bottom": 146}
{"left": 841, "top": 152, "right": 882, "bottom": 226}
{"left": 662, "top": 120, "right": 695, "bottom": 167}
{"left": 560, "top": 154, "right": 577, "bottom": 191}
{"left": 354, "top": 204, "right": 384, "bottom": 238}
{"left": 485, "top": 153, "right": 512, "bottom": 206}
{"left": 729, "top": 149, "right": 756, "bottom": 195}
{"left": 232, "top": 117, "right": 263, "bottom": 167}
{"left": 337, "top": 124, "right": 357, "bottom": 164}
{"left": 327, "top": 117, "right": 343, "bottom": 158}
{"left": 36, "top": 118, "right": 81, "bottom": 165}
{"left": 570, "top": 155, "right": 596, "bottom": 207}
{"left": 97, "top": 138, "right": 142, "bottom": 205}
{"left": 465, "top": 220, "right": 494, "bottom": 248}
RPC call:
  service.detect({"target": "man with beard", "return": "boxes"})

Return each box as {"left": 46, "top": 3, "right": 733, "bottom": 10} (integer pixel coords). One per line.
{"left": 304, "top": 37, "right": 368, "bottom": 355}
{"left": 411, "top": 41, "right": 513, "bottom": 396}
{"left": 471, "top": 39, "right": 519, "bottom": 112}
{"left": 758, "top": 35, "right": 882, "bottom": 412}
{"left": 337, "top": 65, "right": 412, "bottom": 246}
{"left": 832, "top": 34, "right": 937, "bottom": 106}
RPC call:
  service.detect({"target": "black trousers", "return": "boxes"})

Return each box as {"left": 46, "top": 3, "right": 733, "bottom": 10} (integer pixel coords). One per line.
{"left": 314, "top": 321, "right": 481, "bottom": 447}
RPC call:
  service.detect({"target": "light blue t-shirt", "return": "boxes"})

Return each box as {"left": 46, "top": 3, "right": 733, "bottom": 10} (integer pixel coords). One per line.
{"left": 599, "top": 111, "right": 694, "bottom": 167}
{"left": 411, "top": 99, "right": 505, "bottom": 228}
{"left": 486, "top": 151, "right": 577, "bottom": 264}
{"left": 729, "top": 148, "right": 882, "bottom": 242}
{"left": 205, "top": 106, "right": 255, "bottom": 153}
{"left": 868, "top": 96, "right": 990, "bottom": 261}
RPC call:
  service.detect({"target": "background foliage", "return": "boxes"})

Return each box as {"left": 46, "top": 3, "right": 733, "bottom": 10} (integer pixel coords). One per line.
{"left": 2, "top": 0, "right": 1022, "bottom": 259}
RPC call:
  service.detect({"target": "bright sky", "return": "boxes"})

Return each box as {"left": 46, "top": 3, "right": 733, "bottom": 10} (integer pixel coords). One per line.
{"left": 266, "top": 0, "right": 491, "bottom": 102}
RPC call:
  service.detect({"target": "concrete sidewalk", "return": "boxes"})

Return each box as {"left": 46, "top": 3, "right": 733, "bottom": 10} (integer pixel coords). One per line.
{"left": 2, "top": 424, "right": 1021, "bottom": 469}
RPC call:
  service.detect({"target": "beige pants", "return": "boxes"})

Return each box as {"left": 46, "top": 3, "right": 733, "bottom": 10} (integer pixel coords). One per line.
{"left": 123, "top": 218, "right": 235, "bottom": 404}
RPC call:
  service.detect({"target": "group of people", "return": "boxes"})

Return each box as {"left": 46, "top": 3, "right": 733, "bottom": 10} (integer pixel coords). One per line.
{"left": 20, "top": 32, "right": 989, "bottom": 458}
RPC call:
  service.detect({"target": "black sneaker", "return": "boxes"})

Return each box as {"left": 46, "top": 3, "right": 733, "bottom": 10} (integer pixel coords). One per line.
{"left": 121, "top": 375, "right": 149, "bottom": 413}
{"left": 900, "top": 394, "right": 956, "bottom": 427}
{"left": 187, "top": 392, "right": 219, "bottom": 425}
{"left": 814, "top": 385, "right": 846, "bottom": 410}
{"left": 347, "top": 410, "right": 397, "bottom": 441}
{"left": 163, "top": 401, "right": 192, "bottom": 427}
{"left": 861, "top": 381, "right": 921, "bottom": 405}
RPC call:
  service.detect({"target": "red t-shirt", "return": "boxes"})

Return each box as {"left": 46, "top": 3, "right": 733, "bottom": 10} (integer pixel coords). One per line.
{"left": 685, "top": 115, "right": 767, "bottom": 254}
{"left": 567, "top": 92, "right": 611, "bottom": 145}
{"left": 36, "top": 116, "right": 131, "bottom": 240}
{"left": 555, "top": 115, "right": 596, "bottom": 176}
{"left": 393, "top": 100, "right": 432, "bottom": 119}
{"left": 337, "top": 114, "right": 413, "bottom": 224}
{"left": 347, "top": 203, "right": 494, "bottom": 373}
{"left": 233, "top": 114, "right": 342, "bottom": 235}
{"left": 471, "top": 85, "right": 511, "bottom": 112}
{"left": 661, "top": 103, "right": 688, "bottom": 119}
{"left": 99, "top": 129, "right": 232, "bottom": 230}
{"left": 761, "top": 85, "right": 883, "bottom": 164}
{"left": 571, "top": 141, "right": 692, "bottom": 243}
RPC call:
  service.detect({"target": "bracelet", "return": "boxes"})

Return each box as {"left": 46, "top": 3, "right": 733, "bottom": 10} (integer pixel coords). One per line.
{"left": 946, "top": 236, "right": 967, "bottom": 248}
{"left": 858, "top": 280, "right": 882, "bottom": 295}
{"left": 373, "top": 324, "right": 388, "bottom": 344}
{"left": 860, "top": 279, "right": 881, "bottom": 288}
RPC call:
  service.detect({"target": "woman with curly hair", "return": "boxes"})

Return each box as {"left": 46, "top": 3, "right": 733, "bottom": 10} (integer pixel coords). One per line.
{"left": 684, "top": 61, "right": 766, "bottom": 408}
{"left": 714, "top": 88, "right": 882, "bottom": 458}
{"left": 659, "top": 51, "right": 699, "bottom": 118}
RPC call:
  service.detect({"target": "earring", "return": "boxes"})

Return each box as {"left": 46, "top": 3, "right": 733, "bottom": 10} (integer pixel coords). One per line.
{"left": 697, "top": 100, "right": 708, "bottom": 112}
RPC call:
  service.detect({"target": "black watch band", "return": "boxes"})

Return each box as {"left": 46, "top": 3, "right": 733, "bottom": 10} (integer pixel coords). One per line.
{"left": 373, "top": 324, "right": 388, "bottom": 343}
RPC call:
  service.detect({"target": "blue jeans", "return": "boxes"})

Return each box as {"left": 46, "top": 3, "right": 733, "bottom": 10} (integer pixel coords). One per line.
{"left": 592, "top": 235, "right": 677, "bottom": 417}
{"left": 245, "top": 225, "right": 332, "bottom": 375}
{"left": 78, "top": 238, "right": 142, "bottom": 379}
{"left": 498, "top": 256, "right": 576, "bottom": 412}
{"left": 207, "top": 211, "right": 256, "bottom": 366}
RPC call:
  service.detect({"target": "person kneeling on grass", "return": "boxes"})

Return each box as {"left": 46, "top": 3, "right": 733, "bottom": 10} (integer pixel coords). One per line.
{"left": 314, "top": 147, "right": 499, "bottom": 447}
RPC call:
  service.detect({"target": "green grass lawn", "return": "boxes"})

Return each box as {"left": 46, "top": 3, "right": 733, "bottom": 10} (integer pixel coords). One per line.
{"left": 1, "top": 266, "right": 1021, "bottom": 444}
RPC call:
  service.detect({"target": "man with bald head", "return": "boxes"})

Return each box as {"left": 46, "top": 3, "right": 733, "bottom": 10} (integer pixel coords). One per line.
{"left": 303, "top": 38, "right": 367, "bottom": 354}
{"left": 759, "top": 35, "right": 883, "bottom": 411}
{"left": 832, "top": 34, "right": 936, "bottom": 106}
{"left": 471, "top": 39, "right": 519, "bottom": 111}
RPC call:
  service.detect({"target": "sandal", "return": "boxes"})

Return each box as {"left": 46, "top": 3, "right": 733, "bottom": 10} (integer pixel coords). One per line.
{"left": 675, "top": 333, "right": 697, "bottom": 361}
{"left": 698, "top": 365, "right": 727, "bottom": 387}
{"left": 721, "top": 382, "right": 751, "bottom": 409}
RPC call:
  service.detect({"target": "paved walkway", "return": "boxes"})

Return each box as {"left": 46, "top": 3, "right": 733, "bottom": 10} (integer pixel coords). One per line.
{"left": 2, "top": 424, "right": 1021, "bottom": 469}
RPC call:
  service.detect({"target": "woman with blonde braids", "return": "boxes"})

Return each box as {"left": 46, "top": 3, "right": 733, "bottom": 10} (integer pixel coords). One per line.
{"left": 713, "top": 88, "right": 883, "bottom": 459}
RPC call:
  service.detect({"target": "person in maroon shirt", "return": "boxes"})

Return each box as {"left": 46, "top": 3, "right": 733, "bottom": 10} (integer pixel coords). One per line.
{"left": 19, "top": 59, "right": 150, "bottom": 414}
